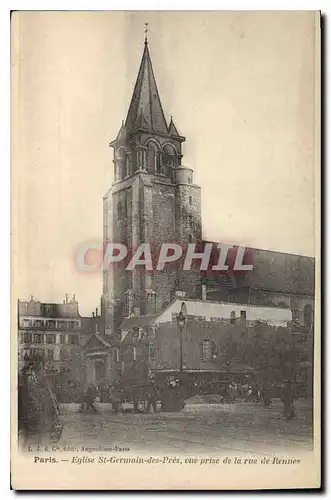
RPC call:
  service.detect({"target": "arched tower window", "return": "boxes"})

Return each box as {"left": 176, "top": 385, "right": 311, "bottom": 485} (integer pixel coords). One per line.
{"left": 146, "top": 141, "right": 160, "bottom": 174}
{"left": 125, "top": 153, "right": 132, "bottom": 177}
{"left": 304, "top": 304, "right": 313, "bottom": 330}
{"left": 115, "top": 147, "right": 126, "bottom": 181}
{"left": 163, "top": 144, "right": 177, "bottom": 167}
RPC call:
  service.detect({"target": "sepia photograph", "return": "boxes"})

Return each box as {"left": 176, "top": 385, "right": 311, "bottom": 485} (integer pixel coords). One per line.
{"left": 11, "top": 10, "right": 320, "bottom": 490}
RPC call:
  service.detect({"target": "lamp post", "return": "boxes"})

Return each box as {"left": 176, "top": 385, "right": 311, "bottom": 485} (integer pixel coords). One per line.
{"left": 177, "top": 302, "right": 187, "bottom": 372}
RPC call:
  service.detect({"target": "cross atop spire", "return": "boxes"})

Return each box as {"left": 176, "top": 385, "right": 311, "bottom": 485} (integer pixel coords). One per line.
{"left": 144, "top": 22, "right": 148, "bottom": 45}
{"left": 124, "top": 38, "right": 169, "bottom": 135}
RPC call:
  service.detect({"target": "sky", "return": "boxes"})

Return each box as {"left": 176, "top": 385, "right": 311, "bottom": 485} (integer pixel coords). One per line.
{"left": 13, "top": 11, "right": 317, "bottom": 316}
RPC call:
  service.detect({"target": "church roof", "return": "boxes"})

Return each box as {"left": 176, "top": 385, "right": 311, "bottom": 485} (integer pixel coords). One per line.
{"left": 125, "top": 41, "right": 169, "bottom": 134}
{"left": 247, "top": 247, "right": 315, "bottom": 295}
{"left": 203, "top": 242, "right": 315, "bottom": 296}
{"left": 84, "top": 332, "right": 112, "bottom": 350}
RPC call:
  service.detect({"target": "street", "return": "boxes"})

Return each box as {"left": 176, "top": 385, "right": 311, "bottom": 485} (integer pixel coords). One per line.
{"left": 57, "top": 399, "right": 313, "bottom": 455}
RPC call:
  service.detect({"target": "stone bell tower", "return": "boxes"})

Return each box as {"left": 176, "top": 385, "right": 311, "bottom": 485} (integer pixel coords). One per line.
{"left": 102, "top": 36, "right": 202, "bottom": 334}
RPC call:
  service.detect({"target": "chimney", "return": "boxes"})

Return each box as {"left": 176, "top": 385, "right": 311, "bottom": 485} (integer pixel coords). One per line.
{"left": 96, "top": 307, "right": 98, "bottom": 317}
{"left": 201, "top": 284, "right": 207, "bottom": 301}
{"left": 65, "top": 294, "right": 68, "bottom": 304}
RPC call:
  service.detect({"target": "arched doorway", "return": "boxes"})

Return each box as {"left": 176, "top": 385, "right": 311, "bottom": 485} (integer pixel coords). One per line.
{"left": 94, "top": 359, "right": 106, "bottom": 384}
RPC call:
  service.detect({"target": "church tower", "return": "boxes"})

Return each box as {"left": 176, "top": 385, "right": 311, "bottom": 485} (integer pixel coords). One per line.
{"left": 102, "top": 36, "right": 202, "bottom": 334}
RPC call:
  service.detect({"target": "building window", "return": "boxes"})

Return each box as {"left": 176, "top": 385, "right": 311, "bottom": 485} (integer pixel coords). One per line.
{"left": 57, "top": 321, "right": 66, "bottom": 329}
{"left": 114, "top": 348, "right": 120, "bottom": 362}
{"left": 31, "top": 348, "right": 44, "bottom": 359}
{"left": 46, "top": 334, "right": 56, "bottom": 344}
{"left": 148, "top": 343, "right": 155, "bottom": 359}
{"left": 133, "top": 346, "right": 137, "bottom": 361}
{"left": 22, "top": 332, "right": 32, "bottom": 344}
{"left": 189, "top": 215, "right": 193, "bottom": 229}
{"left": 33, "top": 333, "right": 44, "bottom": 344}
{"left": 188, "top": 176, "right": 192, "bottom": 184}
{"left": 46, "top": 320, "right": 56, "bottom": 329}
{"left": 189, "top": 195, "right": 192, "bottom": 205}
{"left": 47, "top": 349, "right": 54, "bottom": 361}
{"left": 45, "top": 306, "right": 53, "bottom": 316}
{"left": 68, "top": 321, "right": 79, "bottom": 329}
{"left": 60, "top": 334, "right": 67, "bottom": 344}
{"left": 138, "top": 328, "right": 143, "bottom": 340}
{"left": 163, "top": 144, "right": 176, "bottom": 167}
{"left": 201, "top": 339, "right": 216, "bottom": 361}
{"left": 35, "top": 320, "right": 43, "bottom": 328}
{"left": 240, "top": 310, "right": 247, "bottom": 321}
{"left": 230, "top": 311, "right": 236, "bottom": 325}
{"left": 69, "top": 335, "right": 79, "bottom": 345}
{"left": 22, "top": 319, "right": 31, "bottom": 328}
{"left": 147, "top": 141, "right": 161, "bottom": 174}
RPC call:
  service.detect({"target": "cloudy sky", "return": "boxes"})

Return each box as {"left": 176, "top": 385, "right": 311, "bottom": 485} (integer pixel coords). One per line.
{"left": 13, "top": 11, "right": 317, "bottom": 315}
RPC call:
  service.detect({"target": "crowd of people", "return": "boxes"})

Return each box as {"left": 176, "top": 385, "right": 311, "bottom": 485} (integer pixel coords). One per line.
{"left": 228, "top": 379, "right": 297, "bottom": 419}
{"left": 78, "top": 378, "right": 163, "bottom": 414}
{"left": 18, "top": 364, "right": 299, "bottom": 449}
{"left": 77, "top": 378, "right": 298, "bottom": 420}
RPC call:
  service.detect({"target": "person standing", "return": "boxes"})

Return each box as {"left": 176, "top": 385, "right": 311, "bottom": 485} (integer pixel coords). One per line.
{"left": 281, "top": 381, "right": 296, "bottom": 419}
{"left": 84, "top": 385, "right": 98, "bottom": 413}
{"left": 146, "top": 380, "right": 158, "bottom": 413}
{"left": 262, "top": 383, "right": 272, "bottom": 407}
{"left": 110, "top": 385, "right": 121, "bottom": 413}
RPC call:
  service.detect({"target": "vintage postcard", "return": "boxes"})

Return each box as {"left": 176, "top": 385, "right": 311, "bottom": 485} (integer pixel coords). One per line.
{"left": 11, "top": 10, "right": 321, "bottom": 490}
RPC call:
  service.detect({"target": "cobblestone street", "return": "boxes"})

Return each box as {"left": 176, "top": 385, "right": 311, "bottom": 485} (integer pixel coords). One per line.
{"left": 57, "top": 399, "right": 313, "bottom": 455}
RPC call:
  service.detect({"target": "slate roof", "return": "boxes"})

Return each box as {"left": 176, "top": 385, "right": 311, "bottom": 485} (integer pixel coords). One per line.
{"left": 18, "top": 300, "right": 81, "bottom": 318}
{"left": 204, "top": 242, "right": 315, "bottom": 296}
{"left": 124, "top": 41, "right": 168, "bottom": 134}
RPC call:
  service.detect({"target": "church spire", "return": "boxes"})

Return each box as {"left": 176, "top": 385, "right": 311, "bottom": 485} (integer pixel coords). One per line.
{"left": 124, "top": 37, "right": 168, "bottom": 135}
